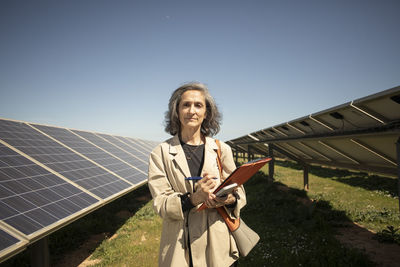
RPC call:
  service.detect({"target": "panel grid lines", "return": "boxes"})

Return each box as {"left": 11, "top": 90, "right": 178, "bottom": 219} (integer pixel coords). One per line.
{"left": 0, "top": 120, "right": 132, "bottom": 200}
{"left": 0, "top": 142, "right": 99, "bottom": 236}
{"left": 122, "top": 137, "right": 152, "bottom": 154}
{"left": 100, "top": 134, "right": 149, "bottom": 159}
{"left": 67, "top": 129, "right": 148, "bottom": 184}
{"left": 0, "top": 118, "right": 155, "bottom": 262}
{"left": 99, "top": 138, "right": 148, "bottom": 163}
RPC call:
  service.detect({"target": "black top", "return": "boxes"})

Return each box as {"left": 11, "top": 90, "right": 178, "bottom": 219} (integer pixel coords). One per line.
{"left": 178, "top": 139, "right": 237, "bottom": 213}
{"left": 180, "top": 140, "right": 205, "bottom": 212}
{"left": 181, "top": 141, "right": 205, "bottom": 177}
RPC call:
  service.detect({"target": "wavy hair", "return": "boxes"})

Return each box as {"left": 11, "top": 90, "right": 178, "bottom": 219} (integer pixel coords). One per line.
{"left": 164, "top": 82, "right": 222, "bottom": 136}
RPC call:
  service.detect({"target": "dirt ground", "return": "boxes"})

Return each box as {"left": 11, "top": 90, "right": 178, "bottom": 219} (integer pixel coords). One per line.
{"left": 335, "top": 222, "right": 400, "bottom": 267}
{"left": 54, "top": 194, "right": 149, "bottom": 267}
{"left": 54, "top": 233, "right": 105, "bottom": 267}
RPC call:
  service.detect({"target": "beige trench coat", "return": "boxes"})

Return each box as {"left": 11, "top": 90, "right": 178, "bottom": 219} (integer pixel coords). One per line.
{"left": 148, "top": 135, "right": 246, "bottom": 267}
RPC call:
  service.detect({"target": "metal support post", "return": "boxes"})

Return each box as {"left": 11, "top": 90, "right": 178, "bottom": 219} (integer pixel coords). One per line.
{"left": 303, "top": 164, "right": 309, "bottom": 191}
{"left": 30, "top": 237, "right": 50, "bottom": 267}
{"left": 397, "top": 137, "right": 400, "bottom": 213}
{"left": 268, "top": 144, "right": 274, "bottom": 181}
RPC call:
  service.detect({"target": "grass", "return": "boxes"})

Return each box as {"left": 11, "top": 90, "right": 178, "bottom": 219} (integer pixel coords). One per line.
{"left": 238, "top": 170, "right": 372, "bottom": 266}
{"left": 89, "top": 201, "right": 161, "bottom": 267}
{"left": 271, "top": 160, "right": 399, "bottom": 232}
{"left": 0, "top": 185, "right": 159, "bottom": 267}
{"left": 1, "top": 159, "right": 399, "bottom": 266}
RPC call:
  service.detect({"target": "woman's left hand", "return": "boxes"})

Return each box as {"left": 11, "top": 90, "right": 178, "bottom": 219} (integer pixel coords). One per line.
{"left": 205, "top": 192, "right": 236, "bottom": 208}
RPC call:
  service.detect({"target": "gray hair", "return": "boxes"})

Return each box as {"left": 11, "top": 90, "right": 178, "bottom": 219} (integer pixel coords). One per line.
{"left": 164, "top": 82, "right": 222, "bottom": 136}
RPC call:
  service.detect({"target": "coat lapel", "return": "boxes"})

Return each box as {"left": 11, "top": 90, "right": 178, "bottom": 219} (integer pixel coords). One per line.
{"left": 168, "top": 135, "right": 221, "bottom": 193}
{"left": 169, "top": 135, "right": 191, "bottom": 179}
{"left": 202, "top": 137, "right": 220, "bottom": 180}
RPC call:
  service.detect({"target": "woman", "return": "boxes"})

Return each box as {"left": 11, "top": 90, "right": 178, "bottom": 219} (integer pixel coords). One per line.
{"left": 148, "top": 82, "right": 246, "bottom": 267}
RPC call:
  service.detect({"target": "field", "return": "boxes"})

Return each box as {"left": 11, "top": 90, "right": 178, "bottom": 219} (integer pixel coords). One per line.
{"left": 242, "top": 160, "right": 400, "bottom": 266}
{"left": 1, "top": 160, "right": 399, "bottom": 266}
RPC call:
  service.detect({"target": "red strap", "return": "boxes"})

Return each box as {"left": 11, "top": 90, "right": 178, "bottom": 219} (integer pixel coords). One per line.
{"left": 215, "top": 140, "right": 240, "bottom": 232}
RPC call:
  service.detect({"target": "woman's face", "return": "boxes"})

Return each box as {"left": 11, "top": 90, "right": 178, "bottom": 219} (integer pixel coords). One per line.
{"left": 178, "top": 90, "right": 207, "bottom": 132}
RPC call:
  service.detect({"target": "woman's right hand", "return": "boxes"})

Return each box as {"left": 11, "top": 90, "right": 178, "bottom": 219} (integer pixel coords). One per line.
{"left": 190, "top": 173, "right": 217, "bottom": 206}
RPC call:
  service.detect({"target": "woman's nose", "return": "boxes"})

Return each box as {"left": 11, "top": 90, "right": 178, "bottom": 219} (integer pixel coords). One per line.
{"left": 189, "top": 104, "right": 196, "bottom": 114}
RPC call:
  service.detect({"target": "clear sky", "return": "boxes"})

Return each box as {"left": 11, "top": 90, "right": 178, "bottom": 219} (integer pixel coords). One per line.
{"left": 1, "top": 0, "right": 399, "bottom": 142}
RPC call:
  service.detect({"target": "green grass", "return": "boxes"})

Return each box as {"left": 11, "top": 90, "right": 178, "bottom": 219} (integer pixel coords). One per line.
{"left": 89, "top": 201, "right": 161, "bottom": 267}
{"left": 238, "top": 171, "right": 373, "bottom": 266}
{"left": 0, "top": 185, "right": 158, "bottom": 267}
{"left": 270, "top": 160, "right": 399, "bottom": 232}
{"left": 1, "top": 160, "right": 399, "bottom": 266}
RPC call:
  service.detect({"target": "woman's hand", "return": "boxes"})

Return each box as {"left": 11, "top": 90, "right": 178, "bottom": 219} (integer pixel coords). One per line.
{"left": 190, "top": 173, "right": 217, "bottom": 206}
{"left": 204, "top": 192, "right": 236, "bottom": 208}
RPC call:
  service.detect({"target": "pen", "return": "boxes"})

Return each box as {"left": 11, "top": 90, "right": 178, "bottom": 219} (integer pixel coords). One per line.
{"left": 185, "top": 177, "right": 218, "bottom": 180}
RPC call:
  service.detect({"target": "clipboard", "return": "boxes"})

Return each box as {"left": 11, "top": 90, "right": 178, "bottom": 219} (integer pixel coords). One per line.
{"left": 197, "top": 157, "right": 272, "bottom": 211}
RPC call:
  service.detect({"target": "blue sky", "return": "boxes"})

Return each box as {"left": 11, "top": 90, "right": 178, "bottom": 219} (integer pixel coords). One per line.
{"left": 1, "top": 0, "right": 399, "bottom": 142}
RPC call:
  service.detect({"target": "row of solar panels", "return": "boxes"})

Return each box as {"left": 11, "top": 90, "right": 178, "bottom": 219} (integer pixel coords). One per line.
{"left": 0, "top": 118, "right": 157, "bottom": 263}
{"left": 228, "top": 85, "right": 400, "bottom": 176}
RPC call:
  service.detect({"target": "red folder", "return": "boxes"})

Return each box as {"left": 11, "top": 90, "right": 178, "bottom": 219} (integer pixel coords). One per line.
{"left": 197, "top": 157, "right": 272, "bottom": 211}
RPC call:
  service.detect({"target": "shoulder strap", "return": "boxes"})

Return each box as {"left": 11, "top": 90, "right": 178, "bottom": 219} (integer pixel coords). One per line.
{"left": 215, "top": 139, "right": 223, "bottom": 179}
{"left": 215, "top": 139, "right": 240, "bottom": 232}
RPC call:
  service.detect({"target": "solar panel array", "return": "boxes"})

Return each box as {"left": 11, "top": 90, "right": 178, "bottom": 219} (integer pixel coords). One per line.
{"left": 0, "top": 118, "right": 155, "bottom": 263}
{"left": 228, "top": 85, "right": 400, "bottom": 176}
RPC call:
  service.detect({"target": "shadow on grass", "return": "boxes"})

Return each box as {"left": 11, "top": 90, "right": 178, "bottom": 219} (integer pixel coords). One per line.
{"left": 239, "top": 171, "right": 376, "bottom": 266}
{"left": 3, "top": 171, "right": 393, "bottom": 267}
{"left": 275, "top": 160, "right": 398, "bottom": 198}
{"left": 0, "top": 184, "right": 153, "bottom": 267}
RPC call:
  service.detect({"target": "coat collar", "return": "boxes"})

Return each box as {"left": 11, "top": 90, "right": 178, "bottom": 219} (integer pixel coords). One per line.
{"left": 168, "top": 135, "right": 220, "bottom": 180}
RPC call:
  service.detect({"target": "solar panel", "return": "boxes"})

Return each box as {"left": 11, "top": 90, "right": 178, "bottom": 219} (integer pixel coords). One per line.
{"left": 138, "top": 139, "right": 159, "bottom": 151}
{"left": 228, "top": 85, "right": 400, "bottom": 176}
{"left": 0, "top": 225, "right": 28, "bottom": 264}
{"left": 0, "top": 229, "right": 19, "bottom": 252}
{"left": 351, "top": 86, "right": 400, "bottom": 122}
{"left": 0, "top": 228, "right": 22, "bottom": 254}
{"left": 63, "top": 129, "right": 147, "bottom": 185}
{"left": 123, "top": 137, "right": 153, "bottom": 153}
{"left": 0, "top": 118, "right": 154, "bottom": 264}
{"left": 0, "top": 119, "right": 131, "bottom": 200}
{"left": 71, "top": 130, "right": 148, "bottom": 175}
{"left": 30, "top": 124, "right": 146, "bottom": 185}
{"left": 95, "top": 133, "right": 149, "bottom": 169}
{"left": 140, "top": 139, "right": 159, "bottom": 151}
{"left": 0, "top": 142, "right": 99, "bottom": 235}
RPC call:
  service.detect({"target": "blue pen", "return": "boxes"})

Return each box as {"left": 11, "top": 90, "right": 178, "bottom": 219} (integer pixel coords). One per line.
{"left": 185, "top": 176, "right": 218, "bottom": 180}
{"left": 185, "top": 176, "right": 203, "bottom": 181}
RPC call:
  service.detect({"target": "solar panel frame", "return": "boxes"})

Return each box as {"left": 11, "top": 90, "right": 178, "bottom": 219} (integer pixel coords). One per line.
{"left": 228, "top": 85, "right": 400, "bottom": 176}
{"left": 352, "top": 86, "right": 400, "bottom": 122}
{"left": 0, "top": 229, "right": 21, "bottom": 251}
{"left": 0, "top": 225, "right": 27, "bottom": 264}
